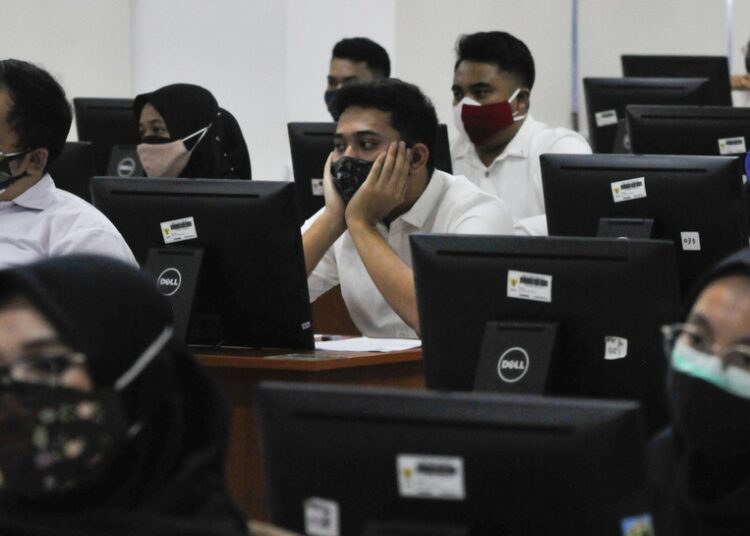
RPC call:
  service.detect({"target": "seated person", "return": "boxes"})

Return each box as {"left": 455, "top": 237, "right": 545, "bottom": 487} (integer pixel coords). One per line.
{"left": 0, "top": 255, "right": 248, "bottom": 536}
{"left": 325, "top": 37, "right": 391, "bottom": 120}
{"left": 652, "top": 247, "right": 750, "bottom": 535}
{"left": 450, "top": 31, "right": 591, "bottom": 234}
{"left": 134, "top": 84, "right": 251, "bottom": 179}
{"left": 0, "top": 59, "right": 135, "bottom": 269}
{"left": 303, "top": 78, "right": 514, "bottom": 338}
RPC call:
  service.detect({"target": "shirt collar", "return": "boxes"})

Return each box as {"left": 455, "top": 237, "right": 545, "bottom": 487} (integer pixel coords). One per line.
{"left": 9, "top": 174, "right": 56, "bottom": 211}
{"left": 397, "top": 169, "right": 445, "bottom": 229}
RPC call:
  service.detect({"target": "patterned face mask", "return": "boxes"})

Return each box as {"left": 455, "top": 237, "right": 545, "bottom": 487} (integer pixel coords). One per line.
{"left": 330, "top": 156, "right": 374, "bottom": 205}
{"left": 0, "top": 327, "right": 172, "bottom": 498}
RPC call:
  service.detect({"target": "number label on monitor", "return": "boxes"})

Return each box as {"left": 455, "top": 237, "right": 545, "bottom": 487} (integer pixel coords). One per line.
{"left": 604, "top": 336, "right": 628, "bottom": 360}
{"left": 611, "top": 177, "right": 646, "bottom": 203}
{"left": 304, "top": 497, "right": 340, "bottom": 536}
{"left": 718, "top": 136, "right": 747, "bottom": 155}
{"left": 680, "top": 232, "right": 701, "bottom": 251}
{"left": 160, "top": 217, "right": 198, "bottom": 244}
{"left": 397, "top": 454, "right": 466, "bottom": 501}
{"left": 311, "top": 178, "right": 324, "bottom": 197}
{"left": 595, "top": 109, "right": 618, "bottom": 127}
{"left": 507, "top": 270, "right": 552, "bottom": 303}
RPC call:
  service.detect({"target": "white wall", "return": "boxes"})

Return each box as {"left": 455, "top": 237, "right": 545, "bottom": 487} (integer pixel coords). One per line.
{"left": 0, "top": 0, "right": 132, "bottom": 140}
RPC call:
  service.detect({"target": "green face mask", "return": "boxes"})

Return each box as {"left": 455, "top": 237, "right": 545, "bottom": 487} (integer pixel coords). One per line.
{"left": 672, "top": 339, "right": 750, "bottom": 400}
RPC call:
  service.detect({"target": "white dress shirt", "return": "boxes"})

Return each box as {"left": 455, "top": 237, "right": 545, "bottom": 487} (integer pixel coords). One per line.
{"left": 0, "top": 174, "right": 137, "bottom": 269}
{"left": 304, "top": 169, "right": 514, "bottom": 339}
{"left": 452, "top": 114, "right": 591, "bottom": 231}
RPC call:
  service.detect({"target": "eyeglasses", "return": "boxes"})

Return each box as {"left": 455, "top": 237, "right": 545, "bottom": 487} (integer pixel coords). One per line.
{"left": 661, "top": 322, "right": 750, "bottom": 372}
{"left": 0, "top": 352, "right": 87, "bottom": 387}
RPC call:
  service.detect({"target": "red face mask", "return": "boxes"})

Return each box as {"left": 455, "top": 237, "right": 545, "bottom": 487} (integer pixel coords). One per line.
{"left": 456, "top": 88, "right": 526, "bottom": 146}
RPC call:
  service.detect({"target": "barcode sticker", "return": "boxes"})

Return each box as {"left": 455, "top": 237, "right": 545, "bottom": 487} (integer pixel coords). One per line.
{"left": 611, "top": 177, "right": 647, "bottom": 203}
{"left": 397, "top": 454, "right": 466, "bottom": 500}
{"left": 718, "top": 136, "right": 747, "bottom": 155}
{"left": 507, "top": 270, "right": 553, "bottom": 303}
{"left": 161, "top": 217, "right": 198, "bottom": 244}
{"left": 595, "top": 109, "right": 618, "bottom": 127}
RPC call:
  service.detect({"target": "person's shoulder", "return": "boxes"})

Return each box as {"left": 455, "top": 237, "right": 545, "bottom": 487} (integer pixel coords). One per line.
{"left": 438, "top": 170, "right": 510, "bottom": 213}
{"left": 525, "top": 117, "right": 591, "bottom": 154}
{"left": 648, "top": 426, "right": 682, "bottom": 488}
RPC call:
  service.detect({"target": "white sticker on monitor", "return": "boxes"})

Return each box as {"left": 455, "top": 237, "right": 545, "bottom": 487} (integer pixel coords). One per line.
{"left": 718, "top": 136, "right": 747, "bottom": 155}
{"left": 611, "top": 177, "right": 647, "bottom": 203}
{"left": 595, "top": 109, "right": 618, "bottom": 127}
{"left": 311, "top": 178, "right": 324, "bottom": 196}
{"left": 680, "top": 231, "right": 701, "bottom": 251}
{"left": 304, "top": 497, "right": 340, "bottom": 536}
{"left": 604, "top": 336, "right": 628, "bottom": 360}
{"left": 507, "top": 270, "right": 552, "bottom": 303}
{"left": 397, "top": 454, "right": 466, "bottom": 501}
{"left": 160, "top": 217, "right": 198, "bottom": 244}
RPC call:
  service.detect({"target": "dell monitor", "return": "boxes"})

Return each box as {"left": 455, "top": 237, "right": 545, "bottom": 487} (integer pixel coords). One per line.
{"left": 411, "top": 234, "right": 682, "bottom": 432}
{"left": 621, "top": 54, "right": 732, "bottom": 106}
{"left": 48, "top": 141, "right": 97, "bottom": 203}
{"left": 541, "top": 153, "right": 748, "bottom": 289}
{"left": 583, "top": 77, "right": 710, "bottom": 153}
{"left": 73, "top": 97, "right": 140, "bottom": 176}
{"left": 91, "top": 177, "right": 314, "bottom": 350}
{"left": 288, "top": 122, "right": 453, "bottom": 220}
{"left": 627, "top": 104, "right": 750, "bottom": 157}
{"left": 258, "top": 381, "right": 652, "bottom": 536}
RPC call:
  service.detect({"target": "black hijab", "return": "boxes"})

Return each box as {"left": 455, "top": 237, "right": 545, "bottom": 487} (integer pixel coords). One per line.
{"left": 134, "top": 83, "right": 252, "bottom": 180}
{"left": 649, "top": 247, "right": 750, "bottom": 536}
{"left": 0, "top": 255, "right": 248, "bottom": 536}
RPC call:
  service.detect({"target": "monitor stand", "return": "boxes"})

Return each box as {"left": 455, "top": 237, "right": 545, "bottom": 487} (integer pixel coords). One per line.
{"left": 473, "top": 321, "right": 559, "bottom": 394}
{"left": 144, "top": 247, "right": 204, "bottom": 343}
{"left": 596, "top": 217, "right": 654, "bottom": 239}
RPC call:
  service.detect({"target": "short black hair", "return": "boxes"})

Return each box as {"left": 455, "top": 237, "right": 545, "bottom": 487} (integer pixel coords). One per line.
{"left": 332, "top": 37, "right": 391, "bottom": 78}
{"left": 455, "top": 31, "right": 535, "bottom": 90}
{"left": 331, "top": 78, "right": 438, "bottom": 174}
{"left": 0, "top": 59, "right": 72, "bottom": 167}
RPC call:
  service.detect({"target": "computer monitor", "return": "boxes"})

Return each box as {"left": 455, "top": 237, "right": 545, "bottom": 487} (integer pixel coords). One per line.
{"left": 621, "top": 54, "right": 732, "bottom": 106}
{"left": 411, "top": 235, "right": 682, "bottom": 432}
{"left": 48, "top": 141, "right": 97, "bottom": 203}
{"left": 627, "top": 104, "right": 750, "bottom": 156}
{"left": 541, "top": 153, "right": 748, "bottom": 288}
{"left": 73, "top": 97, "right": 140, "bottom": 176}
{"left": 90, "top": 177, "right": 314, "bottom": 350}
{"left": 288, "top": 122, "right": 453, "bottom": 220}
{"left": 258, "top": 381, "right": 651, "bottom": 536}
{"left": 583, "top": 77, "right": 710, "bottom": 153}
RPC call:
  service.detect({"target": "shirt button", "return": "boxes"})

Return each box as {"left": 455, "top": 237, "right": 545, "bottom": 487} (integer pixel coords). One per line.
{"left": 215, "top": 136, "right": 221, "bottom": 142}
{"left": 484, "top": 171, "right": 490, "bottom": 178}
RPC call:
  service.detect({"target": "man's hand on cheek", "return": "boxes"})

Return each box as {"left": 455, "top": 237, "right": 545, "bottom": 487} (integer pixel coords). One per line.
{"left": 345, "top": 141, "right": 411, "bottom": 227}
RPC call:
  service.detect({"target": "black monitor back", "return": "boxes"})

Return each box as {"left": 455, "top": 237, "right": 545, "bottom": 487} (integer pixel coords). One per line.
{"left": 90, "top": 177, "right": 313, "bottom": 350}
{"left": 258, "top": 381, "right": 650, "bottom": 536}
{"left": 74, "top": 97, "right": 139, "bottom": 176}
{"left": 621, "top": 54, "right": 732, "bottom": 106}
{"left": 412, "top": 234, "right": 682, "bottom": 431}
{"left": 288, "top": 122, "right": 453, "bottom": 220}
{"left": 48, "top": 141, "right": 97, "bottom": 203}
{"left": 627, "top": 104, "right": 750, "bottom": 156}
{"left": 541, "top": 153, "right": 748, "bottom": 286}
{"left": 583, "top": 77, "right": 710, "bottom": 153}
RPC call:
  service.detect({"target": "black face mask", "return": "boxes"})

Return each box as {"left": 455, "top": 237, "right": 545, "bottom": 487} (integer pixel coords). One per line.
{"left": 330, "top": 156, "right": 374, "bottom": 205}
{"left": 140, "top": 135, "right": 172, "bottom": 145}
{"left": 0, "top": 149, "right": 31, "bottom": 193}
{"left": 324, "top": 89, "right": 339, "bottom": 121}
{"left": 669, "top": 367, "right": 750, "bottom": 459}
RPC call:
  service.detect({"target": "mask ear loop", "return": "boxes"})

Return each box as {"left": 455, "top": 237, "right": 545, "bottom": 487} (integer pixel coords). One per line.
{"left": 114, "top": 326, "right": 174, "bottom": 392}
{"left": 182, "top": 123, "right": 213, "bottom": 151}
{"left": 508, "top": 88, "right": 528, "bottom": 122}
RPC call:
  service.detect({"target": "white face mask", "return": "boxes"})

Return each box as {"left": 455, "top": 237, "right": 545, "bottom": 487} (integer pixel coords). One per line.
{"left": 136, "top": 126, "right": 210, "bottom": 178}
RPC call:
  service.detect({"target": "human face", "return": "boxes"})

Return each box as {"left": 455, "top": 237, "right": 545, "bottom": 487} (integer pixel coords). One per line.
{"left": 451, "top": 60, "right": 528, "bottom": 151}
{"left": 327, "top": 58, "right": 375, "bottom": 91}
{"left": 138, "top": 102, "right": 170, "bottom": 140}
{"left": 332, "top": 106, "right": 400, "bottom": 163}
{"left": 0, "top": 299, "right": 92, "bottom": 392}
{"left": 0, "top": 89, "right": 42, "bottom": 201}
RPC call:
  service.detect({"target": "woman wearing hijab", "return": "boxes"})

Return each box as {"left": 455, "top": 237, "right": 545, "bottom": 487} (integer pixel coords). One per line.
{"left": 134, "top": 83, "right": 252, "bottom": 180}
{"left": 651, "top": 247, "right": 750, "bottom": 535}
{"left": 0, "top": 255, "right": 249, "bottom": 536}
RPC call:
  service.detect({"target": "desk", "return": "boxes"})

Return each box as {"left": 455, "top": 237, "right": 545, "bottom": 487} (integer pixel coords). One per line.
{"left": 196, "top": 347, "right": 425, "bottom": 521}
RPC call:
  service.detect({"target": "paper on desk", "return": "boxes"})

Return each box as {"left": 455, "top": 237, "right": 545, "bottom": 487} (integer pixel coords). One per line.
{"left": 315, "top": 337, "right": 421, "bottom": 352}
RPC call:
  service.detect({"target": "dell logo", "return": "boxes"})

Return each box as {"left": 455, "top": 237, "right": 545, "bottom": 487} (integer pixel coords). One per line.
{"left": 497, "top": 347, "right": 530, "bottom": 383}
{"left": 156, "top": 267, "right": 182, "bottom": 296}
{"left": 117, "top": 157, "right": 137, "bottom": 177}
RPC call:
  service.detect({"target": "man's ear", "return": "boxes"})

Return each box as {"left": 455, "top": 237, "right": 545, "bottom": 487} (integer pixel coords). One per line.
{"left": 26, "top": 148, "right": 49, "bottom": 174}
{"left": 516, "top": 88, "right": 530, "bottom": 115}
{"left": 409, "top": 143, "right": 429, "bottom": 172}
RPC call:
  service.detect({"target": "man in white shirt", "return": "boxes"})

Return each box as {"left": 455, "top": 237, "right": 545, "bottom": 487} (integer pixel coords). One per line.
{"left": 0, "top": 59, "right": 136, "bottom": 269}
{"left": 303, "top": 78, "right": 514, "bottom": 338}
{"left": 451, "top": 31, "right": 591, "bottom": 235}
